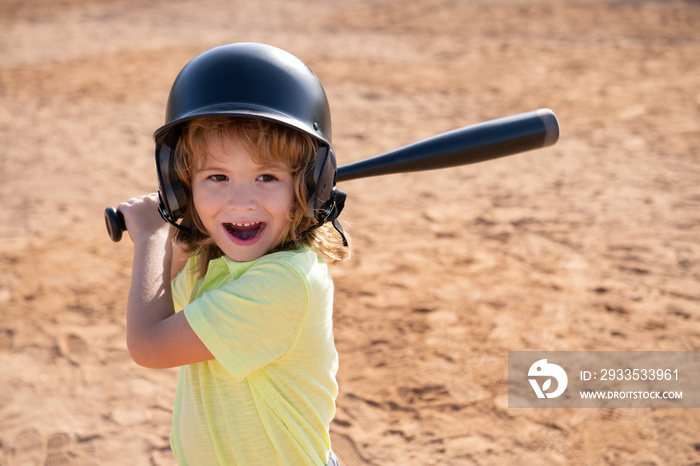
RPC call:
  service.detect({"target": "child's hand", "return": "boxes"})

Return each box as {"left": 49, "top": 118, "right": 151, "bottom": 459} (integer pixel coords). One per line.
{"left": 118, "top": 193, "right": 170, "bottom": 243}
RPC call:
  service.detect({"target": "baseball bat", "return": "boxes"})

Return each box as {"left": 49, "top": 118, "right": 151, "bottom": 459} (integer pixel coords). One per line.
{"left": 337, "top": 108, "right": 558, "bottom": 181}
{"left": 104, "top": 108, "right": 559, "bottom": 242}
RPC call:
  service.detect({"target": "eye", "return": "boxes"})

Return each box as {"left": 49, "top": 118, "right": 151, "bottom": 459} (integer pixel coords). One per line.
{"left": 209, "top": 174, "right": 228, "bottom": 182}
{"left": 257, "top": 174, "right": 277, "bottom": 182}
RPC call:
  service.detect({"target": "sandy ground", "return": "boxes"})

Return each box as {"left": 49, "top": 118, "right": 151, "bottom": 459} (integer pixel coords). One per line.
{"left": 1, "top": 0, "right": 699, "bottom": 464}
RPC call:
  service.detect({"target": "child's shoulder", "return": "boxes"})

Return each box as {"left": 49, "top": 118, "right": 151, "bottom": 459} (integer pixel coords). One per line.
{"left": 251, "top": 246, "right": 326, "bottom": 275}
{"left": 215, "top": 248, "right": 330, "bottom": 299}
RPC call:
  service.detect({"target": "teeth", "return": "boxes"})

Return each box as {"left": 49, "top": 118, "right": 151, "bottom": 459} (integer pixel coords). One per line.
{"left": 225, "top": 221, "right": 263, "bottom": 241}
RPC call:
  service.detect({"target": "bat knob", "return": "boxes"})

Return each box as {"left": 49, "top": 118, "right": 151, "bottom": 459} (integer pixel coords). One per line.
{"left": 104, "top": 206, "right": 126, "bottom": 242}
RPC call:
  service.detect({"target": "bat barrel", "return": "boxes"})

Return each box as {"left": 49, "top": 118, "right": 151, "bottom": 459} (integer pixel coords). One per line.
{"left": 337, "top": 108, "right": 559, "bottom": 182}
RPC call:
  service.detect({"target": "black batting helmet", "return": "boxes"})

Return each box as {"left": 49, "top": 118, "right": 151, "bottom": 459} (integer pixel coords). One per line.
{"left": 154, "top": 42, "right": 346, "bottom": 243}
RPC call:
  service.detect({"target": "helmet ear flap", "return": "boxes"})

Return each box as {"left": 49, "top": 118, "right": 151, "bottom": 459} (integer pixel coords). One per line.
{"left": 156, "top": 133, "right": 188, "bottom": 222}
{"left": 308, "top": 146, "right": 336, "bottom": 218}
{"left": 306, "top": 146, "right": 348, "bottom": 246}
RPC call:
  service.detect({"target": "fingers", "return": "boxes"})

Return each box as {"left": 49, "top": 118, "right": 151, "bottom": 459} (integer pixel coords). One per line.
{"left": 117, "top": 193, "right": 167, "bottom": 242}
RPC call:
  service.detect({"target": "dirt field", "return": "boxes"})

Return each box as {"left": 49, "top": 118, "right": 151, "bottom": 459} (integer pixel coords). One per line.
{"left": 1, "top": 0, "right": 699, "bottom": 464}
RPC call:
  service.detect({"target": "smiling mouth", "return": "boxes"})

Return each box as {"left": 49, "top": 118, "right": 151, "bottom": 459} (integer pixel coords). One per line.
{"left": 224, "top": 222, "right": 266, "bottom": 241}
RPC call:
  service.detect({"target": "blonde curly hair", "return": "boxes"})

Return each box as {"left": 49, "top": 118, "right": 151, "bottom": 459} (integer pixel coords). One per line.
{"left": 171, "top": 116, "right": 350, "bottom": 276}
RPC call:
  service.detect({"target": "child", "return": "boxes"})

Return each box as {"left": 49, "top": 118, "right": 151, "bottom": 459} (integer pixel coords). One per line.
{"left": 116, "top": 43, "right": 350, "bottom": 465}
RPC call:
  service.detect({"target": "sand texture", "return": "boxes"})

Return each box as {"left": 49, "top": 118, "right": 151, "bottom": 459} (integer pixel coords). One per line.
{"left": 1, "top": 0, "right": 699, "bottom": 464}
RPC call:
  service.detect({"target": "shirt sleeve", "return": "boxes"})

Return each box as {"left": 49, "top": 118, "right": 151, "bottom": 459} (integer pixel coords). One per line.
{"left": 183, "top": 258, "right": 310, "bottom": 381}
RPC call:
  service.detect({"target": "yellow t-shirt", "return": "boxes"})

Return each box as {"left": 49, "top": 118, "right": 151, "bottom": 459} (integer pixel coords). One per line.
{"left": 170, "top": 247, "right": 339, "bottom": 465}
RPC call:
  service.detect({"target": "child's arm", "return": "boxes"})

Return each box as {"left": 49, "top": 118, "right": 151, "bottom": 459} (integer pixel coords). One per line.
{"left": 119, "top": 193, "right": 213, "bottom": 369}
{"left": 171, "top": 241, "right": 190, "bottom": 278}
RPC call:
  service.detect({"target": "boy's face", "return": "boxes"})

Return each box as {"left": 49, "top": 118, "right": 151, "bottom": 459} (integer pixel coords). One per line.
{"left": 191, "top": 132, "right": 295, "bottom": 262}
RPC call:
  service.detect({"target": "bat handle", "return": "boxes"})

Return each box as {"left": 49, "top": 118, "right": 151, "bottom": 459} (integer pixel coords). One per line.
{"left": 104, "top": 206, "right": 126, "bottom": 242}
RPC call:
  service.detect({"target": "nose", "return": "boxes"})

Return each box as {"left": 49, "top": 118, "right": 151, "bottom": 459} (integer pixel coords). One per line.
{"left": 227, "top": 183, "right": 257, "bottom": 211}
